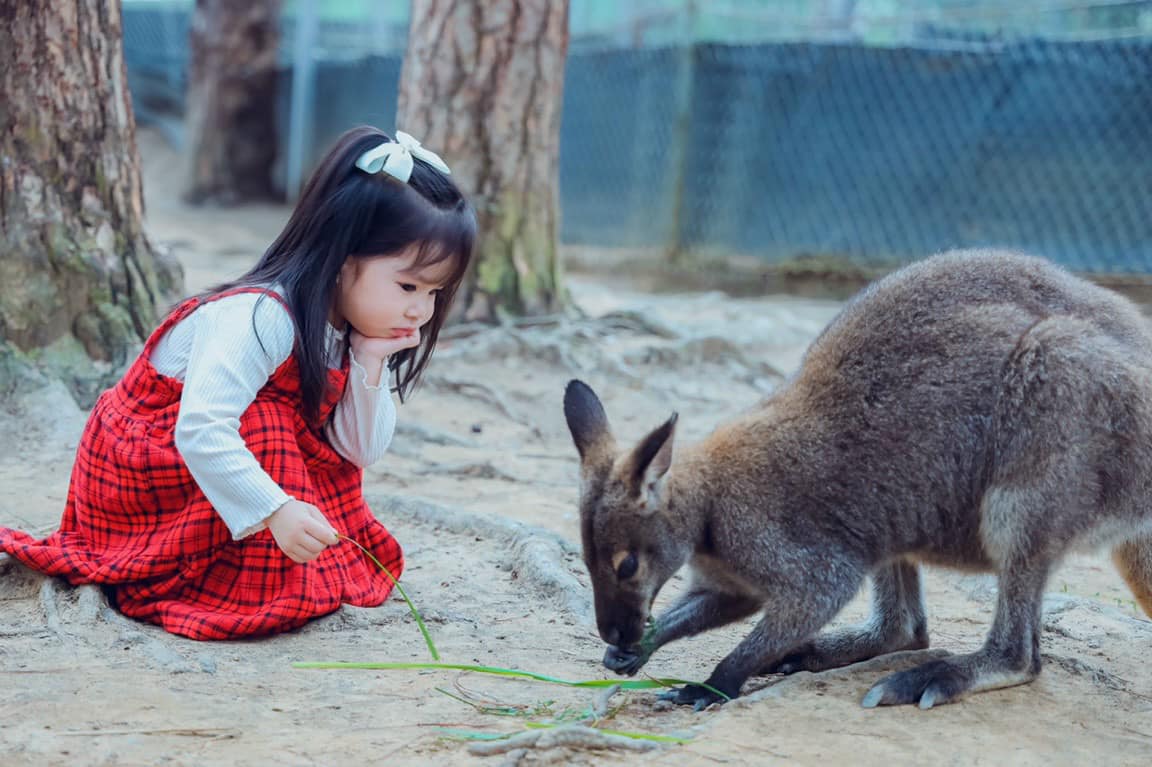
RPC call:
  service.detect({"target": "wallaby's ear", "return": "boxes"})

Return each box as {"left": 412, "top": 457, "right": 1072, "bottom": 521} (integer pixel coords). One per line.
{"left": 564, "top": 379, "right": 614, "bottom": 461}
{"left": 629, "top": 413, "right": 677, "bottom": 510}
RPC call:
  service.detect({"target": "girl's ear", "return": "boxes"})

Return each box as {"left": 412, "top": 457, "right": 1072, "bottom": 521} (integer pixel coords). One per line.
{"left": 338, "top": 258, "right": 357, "bottom": 286}
{"left": 336, "top": 259, "right": 363, "bottom": 302}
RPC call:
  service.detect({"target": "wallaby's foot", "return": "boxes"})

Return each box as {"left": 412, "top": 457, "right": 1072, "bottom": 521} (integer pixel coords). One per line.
{"left": 603, "top": 644, "right": 650, "bottom": 676}
{"left": 658, "top": 683, "right": 728, "bottom": 711}
{"left": 766, "top": 626, "right": 929, "bottom": 675}
{"left": 860, "top": 650, "right": 1038, "bottom": 709}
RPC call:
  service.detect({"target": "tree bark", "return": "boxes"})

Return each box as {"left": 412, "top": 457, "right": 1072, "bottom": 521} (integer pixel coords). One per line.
{"left": 183, "top": 0, "right": 281, "bottom": 204}
{"left": 0, "top": 0, "right": 182, "bottom": 371}
{"left": 398, "top": 0, "right": 569, "bottom": 321}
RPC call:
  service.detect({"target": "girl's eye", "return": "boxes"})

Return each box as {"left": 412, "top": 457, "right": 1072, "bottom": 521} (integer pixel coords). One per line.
{"left": 399, "top": 283, "right": 417, "bottom": 292}
{"left": 616, "top": 552, "right": 638, "bottom": 580}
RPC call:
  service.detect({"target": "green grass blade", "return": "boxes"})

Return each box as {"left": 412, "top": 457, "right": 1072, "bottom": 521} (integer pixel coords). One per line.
{"left": 338, "top": 534, "right": 439, "bottom": 660}
{"left": 292, "top": 660, "right": 730, "bottom": 701}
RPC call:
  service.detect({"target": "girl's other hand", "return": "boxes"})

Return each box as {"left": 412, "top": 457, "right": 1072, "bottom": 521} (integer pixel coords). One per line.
{"left": 268, "top": 500, "right": 340, "bottom": 563}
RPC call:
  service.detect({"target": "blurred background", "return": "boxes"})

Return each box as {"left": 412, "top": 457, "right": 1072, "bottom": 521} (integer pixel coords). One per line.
{"left": 124, "top": 0, "right": 1152, "bottom": 276}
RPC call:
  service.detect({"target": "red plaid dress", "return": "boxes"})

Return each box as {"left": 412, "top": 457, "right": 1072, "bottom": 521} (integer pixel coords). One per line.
{"left": 0, "top": 288, "right": 404, "bottom": 640}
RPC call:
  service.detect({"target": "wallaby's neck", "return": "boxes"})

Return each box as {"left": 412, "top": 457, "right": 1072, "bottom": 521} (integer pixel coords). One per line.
{"left": 661, "top": 403, "right": 797, "bottom": 554}
{"left": 663, "top": 446, "right": 719, "bottom": 551}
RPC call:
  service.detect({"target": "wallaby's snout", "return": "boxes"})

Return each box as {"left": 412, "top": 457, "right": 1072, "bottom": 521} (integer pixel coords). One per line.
{"left": 596, "top": 604, "right": 643, "bottom": 648}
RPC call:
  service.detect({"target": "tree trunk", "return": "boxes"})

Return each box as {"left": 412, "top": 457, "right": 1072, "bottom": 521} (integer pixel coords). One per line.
{"left": 398, "top": 0, "right": 569, "bottom": 321}
{"left": 183, "top": 0, "right": 281, "bottom": 204}
{"left": 0, "top": 0, "right": 182, "bottom": 377}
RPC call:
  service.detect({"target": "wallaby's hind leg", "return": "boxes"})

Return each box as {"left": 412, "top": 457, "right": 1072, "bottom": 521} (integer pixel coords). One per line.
{"left": 1113, "top": 535, "right": 1152, "bottom": 618}
{"left": 862, "top": 552, "right": 1048, "bottom": 709}
{"left": 765, "top": 558, "right": 928, "bottom": 675}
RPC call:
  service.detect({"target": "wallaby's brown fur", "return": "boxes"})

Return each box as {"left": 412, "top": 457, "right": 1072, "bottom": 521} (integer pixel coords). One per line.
{"left": 564, "top": 249, "right": 1152, "bottom": 710}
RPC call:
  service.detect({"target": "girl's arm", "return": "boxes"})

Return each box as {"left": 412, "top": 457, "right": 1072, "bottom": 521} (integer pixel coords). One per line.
{"left": 324, "top": 350, "right": 398, "bottom": 467}
{"left": 165, "top": 294, "right": 298, "bottom": 539}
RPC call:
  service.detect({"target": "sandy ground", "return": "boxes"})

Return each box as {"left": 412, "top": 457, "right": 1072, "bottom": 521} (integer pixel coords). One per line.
{"left": 1, "top": 130, "right": 1150, "bottom": 766}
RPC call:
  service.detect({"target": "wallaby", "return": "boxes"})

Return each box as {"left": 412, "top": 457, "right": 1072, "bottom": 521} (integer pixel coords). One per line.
{"left": 563, "top": 249, "right": 1152, "bottom": 710}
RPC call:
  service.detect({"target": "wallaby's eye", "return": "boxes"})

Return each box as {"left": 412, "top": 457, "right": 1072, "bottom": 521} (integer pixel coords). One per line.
{"left": 616, "top": 552, "right": 638, "bottom": 580}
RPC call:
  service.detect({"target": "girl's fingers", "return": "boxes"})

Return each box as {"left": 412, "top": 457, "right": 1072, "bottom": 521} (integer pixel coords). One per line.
{"left": 305, "top": 509, "right": 340, "bottom": 544}
{"left": 275, "top": 505, "right": 338, "bottom": 563}
{"left": 302, "top": 529, "right": 334, "bottom": 551}
{"left": 296, "top": 534, "right": 326, "bottom": 557}
{"left": 349, "top": 330, "right": 422, "bottom": 360}
{"left": 291, "top": 546, "right": 320, "bottom": 564}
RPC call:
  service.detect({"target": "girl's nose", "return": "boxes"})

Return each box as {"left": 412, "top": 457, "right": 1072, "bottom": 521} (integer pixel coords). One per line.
{"left": 405, "top": 296, "right": 432, "bottom": 321}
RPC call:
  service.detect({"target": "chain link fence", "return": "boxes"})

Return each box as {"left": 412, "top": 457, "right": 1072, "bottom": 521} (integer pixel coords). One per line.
{"left": 123, "top": 1, "right": 1152, "bottom": 274}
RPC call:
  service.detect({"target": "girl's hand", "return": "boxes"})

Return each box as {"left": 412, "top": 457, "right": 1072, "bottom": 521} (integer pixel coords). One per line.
{"left": 349, "top": 327, "right": 422, "bottom": 363}
{"left": 268, "top": 500, "right": 340, "bottom": 563}
{"left": 348, "top": 328, "right": 421, "bottom": 386}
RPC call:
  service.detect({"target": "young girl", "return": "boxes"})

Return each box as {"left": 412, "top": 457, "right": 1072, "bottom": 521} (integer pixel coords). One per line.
{"left": 0, "top": 126, "right": 475, "bottom": 640}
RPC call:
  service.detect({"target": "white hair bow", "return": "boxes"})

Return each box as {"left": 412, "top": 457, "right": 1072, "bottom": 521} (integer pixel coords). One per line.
{"left": 354, "top": 130, "right": 451, "bottom": 183}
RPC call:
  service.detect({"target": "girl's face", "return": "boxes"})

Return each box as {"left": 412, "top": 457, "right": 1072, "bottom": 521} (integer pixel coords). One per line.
{"left": 333, "top": 247, "right": 450, "bottom": 339}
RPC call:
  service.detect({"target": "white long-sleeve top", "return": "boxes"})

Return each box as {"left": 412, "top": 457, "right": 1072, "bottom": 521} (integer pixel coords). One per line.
{"left": 149, "top": 288, "right": 396, "bottom": 540}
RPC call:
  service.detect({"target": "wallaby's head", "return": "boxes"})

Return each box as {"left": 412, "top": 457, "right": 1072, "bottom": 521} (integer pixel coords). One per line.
{"left": 563, "top": 379, "right": 688, "bottom": 649}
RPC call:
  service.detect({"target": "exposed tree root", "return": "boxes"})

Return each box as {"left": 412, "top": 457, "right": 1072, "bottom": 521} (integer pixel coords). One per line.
{"left": 433, "top": 313, "right": 780, "bottom": 402}
{"left": 467, "top": 724, "right": 663, "bottom": 758}
{"left": 411, "top": 461, "right": 520, "bottom": 482}
{"left": 394, "top": 421, "right": 479, "bottom": 448}
{"left": 37, "top": 579, "right": 64, "bottom": 639}
{"left": 425, "top": 375, "right": 534, "bottom": 428}
{"left": 367, "top": 493, "right": 589, "bottom": 623}
{"left": 31, "top": 577, "right": 204, "bottom": 673}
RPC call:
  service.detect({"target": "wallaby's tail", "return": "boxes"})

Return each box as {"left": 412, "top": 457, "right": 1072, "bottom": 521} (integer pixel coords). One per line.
{"left": 1113, "top": 535, "right": 1152, "bottom": 618}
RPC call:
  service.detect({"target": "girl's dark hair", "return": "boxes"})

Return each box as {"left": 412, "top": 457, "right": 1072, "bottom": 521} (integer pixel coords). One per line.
{"left": 208, "top": 126, "right": 476, "bottom": 423}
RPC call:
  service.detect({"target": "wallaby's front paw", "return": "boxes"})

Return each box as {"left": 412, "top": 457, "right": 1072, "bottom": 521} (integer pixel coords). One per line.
{"left": 657, "top": 683, "right": 727, "bottom": 711}
{"left": 603, "top": 645, "right": 648, "bottom": 676}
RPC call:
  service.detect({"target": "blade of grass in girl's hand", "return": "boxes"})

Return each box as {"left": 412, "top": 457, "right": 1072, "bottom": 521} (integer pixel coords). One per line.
{"left": 338, "top": 534, "right": 439, "bottom": 660}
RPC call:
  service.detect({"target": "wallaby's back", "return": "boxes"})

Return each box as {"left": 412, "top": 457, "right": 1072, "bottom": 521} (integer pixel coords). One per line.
{"left": 805, "top": 249, "right": 1152, "bottom": 372}
{"left": 703, "top": 249, "right": 1152, "bottom": 570}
